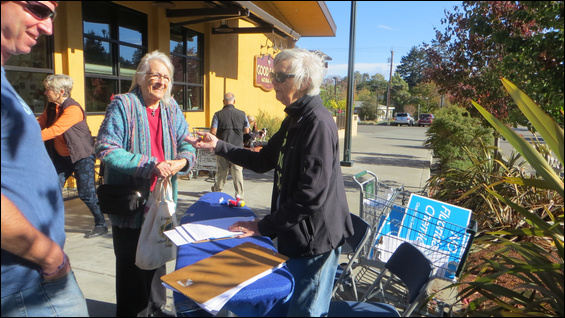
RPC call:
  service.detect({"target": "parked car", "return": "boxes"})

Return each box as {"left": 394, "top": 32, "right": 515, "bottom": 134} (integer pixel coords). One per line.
{"left": 394, "top": 113, "right": 414, "bottom": 126}
{"left": 418, "top": 113, "right": 434, "bottom": 127}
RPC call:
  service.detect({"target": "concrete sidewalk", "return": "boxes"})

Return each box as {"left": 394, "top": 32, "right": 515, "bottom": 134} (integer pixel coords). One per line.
{"left": 63, "top": 125, "right": 432, "bottom": 316}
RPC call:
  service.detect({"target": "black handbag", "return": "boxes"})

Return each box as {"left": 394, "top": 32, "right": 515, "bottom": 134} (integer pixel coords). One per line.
{"left": 96, "top": 161, "right": 148, "bottom": 216}
{"left": 97, "top": 184, "right": 147, "bottom": 216}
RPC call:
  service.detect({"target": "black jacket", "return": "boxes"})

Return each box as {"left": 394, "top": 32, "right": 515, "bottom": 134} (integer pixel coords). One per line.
{"left": 215, "top": 95, "right": 353, "bottom": 258}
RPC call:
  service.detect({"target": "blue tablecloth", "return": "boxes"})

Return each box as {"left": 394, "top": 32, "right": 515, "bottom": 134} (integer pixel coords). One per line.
{"left": 174, "top": 192, "right": 294, "bottom": 317}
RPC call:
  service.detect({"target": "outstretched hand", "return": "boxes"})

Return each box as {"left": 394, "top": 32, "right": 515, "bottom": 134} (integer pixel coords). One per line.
{"left": 185, "top": 132, "right": 219, "bottom": 150}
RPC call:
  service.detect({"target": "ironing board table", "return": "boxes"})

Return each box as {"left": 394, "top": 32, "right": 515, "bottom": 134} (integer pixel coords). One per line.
{"left": 173, "top": 192, "right": 294, "bottom": 317}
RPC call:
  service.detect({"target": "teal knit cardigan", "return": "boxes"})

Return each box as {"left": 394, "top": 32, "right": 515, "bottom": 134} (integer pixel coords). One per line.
{"left": 95, "top": 89, "right": 196, "bottom": 229}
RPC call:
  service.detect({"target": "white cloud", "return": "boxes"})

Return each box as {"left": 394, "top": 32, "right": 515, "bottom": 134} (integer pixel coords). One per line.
{"left": 377, "top": 25, "right": 394, "bottom": 30}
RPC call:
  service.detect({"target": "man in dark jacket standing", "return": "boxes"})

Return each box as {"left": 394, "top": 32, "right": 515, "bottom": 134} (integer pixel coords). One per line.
{"left": 187, "top": 49, "right": 353, "bottom": 317}
{"left": 209, "top": 92, "right": 249, "bottom": 198}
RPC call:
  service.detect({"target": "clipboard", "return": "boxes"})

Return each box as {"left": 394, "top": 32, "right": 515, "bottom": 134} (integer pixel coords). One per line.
{"left": 161, "top": 242, "right": 289, "bottom": 305}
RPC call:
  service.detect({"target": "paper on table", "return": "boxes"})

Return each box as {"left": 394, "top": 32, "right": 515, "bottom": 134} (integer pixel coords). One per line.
{"left": 164, "top": 216, "right": 254, "bottom": 246}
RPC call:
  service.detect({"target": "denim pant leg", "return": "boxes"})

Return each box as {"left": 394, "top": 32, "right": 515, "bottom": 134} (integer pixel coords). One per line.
{"left": 285, "top": 247, "right": 341, "bottom": 317}
{"left": 0, "top": 271, "right": 89, "bottom": 317}
{"left": 74, "top": 155, "right": 106, "bottom": 227}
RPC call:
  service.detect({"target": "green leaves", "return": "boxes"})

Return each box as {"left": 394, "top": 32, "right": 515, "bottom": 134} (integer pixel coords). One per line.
{"left": 457, "top": 78, "right": 564, "bottom": 316}
{"left": 471, "top": 79, "right": 564, "bottom": 197}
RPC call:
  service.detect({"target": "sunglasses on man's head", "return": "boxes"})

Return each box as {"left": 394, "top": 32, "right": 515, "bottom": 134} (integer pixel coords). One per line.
{"left": 20, "top": 1, "right": 57, "bottom": 21}
{"left": 269, "top": 72, "right": 295, "bottom": 83}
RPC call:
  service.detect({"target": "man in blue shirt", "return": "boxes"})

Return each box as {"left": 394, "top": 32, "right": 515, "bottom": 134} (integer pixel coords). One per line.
{"left": 1, "top": 2, "right": 88, "bottom": 316}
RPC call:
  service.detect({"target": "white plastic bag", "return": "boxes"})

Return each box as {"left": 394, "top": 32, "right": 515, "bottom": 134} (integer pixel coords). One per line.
{"left": 135, "top": 177, "right": 177, "bottom": 270}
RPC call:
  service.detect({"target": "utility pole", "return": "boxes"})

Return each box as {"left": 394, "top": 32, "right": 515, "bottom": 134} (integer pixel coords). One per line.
{"left": 385, "top": 49, "right": 393, "bottom": 122}
{"left": 341, "top": 1, "right": 356, "bottom": 167}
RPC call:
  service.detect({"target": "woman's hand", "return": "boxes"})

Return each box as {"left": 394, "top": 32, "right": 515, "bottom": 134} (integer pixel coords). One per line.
{"left": 228, "top": 219, "right": 260, "bottom": 238}
{"left": 166, "top": 158, "right": 188, "bottom": 176}
{"left": 153, "top": 161, "right": 174, "bottom": 178}
{"left": 185, "top": 132, "right": 219, "bottom": 149}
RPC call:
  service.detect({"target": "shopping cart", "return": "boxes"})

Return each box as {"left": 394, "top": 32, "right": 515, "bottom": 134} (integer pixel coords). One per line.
{"left": 188, "top": 127, "right": 217, "bottom": 181}
{"left": 335, "top": 171, "right": 478, "bottom": 316}
{"left": 352, "top": 171, "right": 405, "bottom": 258}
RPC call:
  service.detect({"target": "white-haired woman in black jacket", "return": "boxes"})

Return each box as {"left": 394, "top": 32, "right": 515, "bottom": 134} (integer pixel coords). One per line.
{"left": 187, "top": 48, "right": 354, "bottom": 317}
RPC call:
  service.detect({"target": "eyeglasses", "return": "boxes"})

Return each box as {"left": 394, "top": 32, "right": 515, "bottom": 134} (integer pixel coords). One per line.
{"left": 146, "top": 73, "right": 171, "bottom": 83}
{"left": 269, "top": 72, "right": 295, "bottom": 83}
{"left": 20, "top": 1, "right": 57, "bottom": 21}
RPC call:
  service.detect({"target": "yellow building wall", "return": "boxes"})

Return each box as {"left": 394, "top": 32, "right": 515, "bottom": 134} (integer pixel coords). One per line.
{"left": 51, "top": 2, "right": 286, "bottom": 136}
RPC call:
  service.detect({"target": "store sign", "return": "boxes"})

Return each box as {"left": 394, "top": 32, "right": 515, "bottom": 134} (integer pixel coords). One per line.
{"left": 254, "top": 55, "right": 274, "bottom": 91}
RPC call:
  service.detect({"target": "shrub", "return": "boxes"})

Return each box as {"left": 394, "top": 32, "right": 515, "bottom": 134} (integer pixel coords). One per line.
{"left": 254, "top": 109, "right": 283, "bottom": 140}
{"left": 425, "top": 106, "right": 494, "bottom": 171}
{"left": 429, "top": 78, "right": 563, "bottom": 316}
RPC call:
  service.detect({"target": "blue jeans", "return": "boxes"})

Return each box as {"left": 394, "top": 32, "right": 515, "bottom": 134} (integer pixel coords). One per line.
{"left": 0, "top": 271, "right": 89, "bottom": 317}
{"left": 55, "top": 154, "right": 106, "bottom": 227}
{"left": 284, "top": 247, "right": 341, "bottom": 317}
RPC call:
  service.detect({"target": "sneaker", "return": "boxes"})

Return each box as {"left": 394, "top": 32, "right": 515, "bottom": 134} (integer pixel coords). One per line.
{"left": 84, "top": 226, "right": 108, "bottom": 238}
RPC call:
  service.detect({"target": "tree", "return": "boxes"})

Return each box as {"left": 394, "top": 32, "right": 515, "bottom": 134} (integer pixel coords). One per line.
{"left": 396, "top": 46, "right": 430, "bottom": 90}
{"left": 424, "top": 1, "right": 564, "bottom": 128}
{"left": 387, "top": 73, "right": 410, "bottom": 114}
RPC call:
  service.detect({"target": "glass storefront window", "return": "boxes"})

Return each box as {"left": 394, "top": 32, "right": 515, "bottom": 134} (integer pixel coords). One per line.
{"left": 170, "top": 26, "right": 203, "bottom": 111}
{"left": 120, "top": 45, "right": 143, "bottom": 77}
{"left": 4, "top": 35, "right": 53, "bottom": 114}
{"left": 85, "top": 77, "right": 117, "bottom": 113}
{"left": 83, "top": 1, "right": 146, "bottom": 112}
{"left": 84, "top": 38, "right": 113, "bottom": 75}
{"left": 187, "top": 59, "right": 201, "bottom": 84}
{"left": 4, "top": 71, "right": 53, "bottom": 113}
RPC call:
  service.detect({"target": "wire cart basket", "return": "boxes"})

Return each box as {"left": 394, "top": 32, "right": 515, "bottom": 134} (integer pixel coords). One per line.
{"left": 336, "top": 171, "right": 478, "bottom": 316}
{"left": 187, "top": 127, "right": 217, "bottom": 181}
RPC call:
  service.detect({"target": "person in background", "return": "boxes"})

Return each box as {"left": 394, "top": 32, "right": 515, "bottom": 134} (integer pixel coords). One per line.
{"left": 38, "top": 74, "right": 108, "bottom": 238}
{"left": 187, "top": 48, "right": 354, "bottom": 317}
{"left": 1, "top": 1, "right": 89, "bottom": 316}
{"left": 95, "top": 50, "right": 196, "bottom": 317}
{"left": 243, "top": 115, "right": 267, "bottom": 148}
{"left": 209, "top": 92, "right": 249, "bottom": 198}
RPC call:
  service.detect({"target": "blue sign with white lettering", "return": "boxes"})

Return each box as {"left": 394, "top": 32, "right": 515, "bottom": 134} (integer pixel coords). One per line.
{"left": 374, "top": 194, "right": 472, "bottom": 279}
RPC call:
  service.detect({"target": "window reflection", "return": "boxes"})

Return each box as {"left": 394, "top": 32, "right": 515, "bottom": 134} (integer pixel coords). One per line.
{"left": 120, "top": 46, "right": 143, "bottom": 77}
{"left": 84, "top": 37, "right": 112, "bottom": 74}
{"left": 170, "top": 26, "right": 203, "bottom": 111}
{"left": 83, "top": 1, "right": 146, "bottom": 112}
{"left": 187, "top": 60, "right": 201, "bottom": 84}
{"left": 5, "top": 71, "right": 52, "bottom": 113}
{"left": 84, "top": 21, "right": 111, "bottom": 39}
{"left": 85, "top": 78, "right": 117, "bottom": 112}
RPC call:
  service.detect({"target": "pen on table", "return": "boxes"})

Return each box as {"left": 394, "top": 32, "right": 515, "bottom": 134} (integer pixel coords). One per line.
{"left": 192, "top": 234, "right": 240, "bottom": 244}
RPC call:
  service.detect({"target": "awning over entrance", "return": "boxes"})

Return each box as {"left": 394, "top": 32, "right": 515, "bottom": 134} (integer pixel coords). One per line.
{"left": 162, "top": 1, "right": 336, "bottom": 41}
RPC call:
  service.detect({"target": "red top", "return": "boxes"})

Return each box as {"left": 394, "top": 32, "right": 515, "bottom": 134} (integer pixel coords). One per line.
{"left": 147, "top": 106, "right": 164, "bottom": 191}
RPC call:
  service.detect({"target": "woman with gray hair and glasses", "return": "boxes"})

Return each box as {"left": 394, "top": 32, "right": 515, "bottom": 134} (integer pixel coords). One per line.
{"left": 96, "top": 50, "right": 196, "bottom": 317}
{"left": 187, "top": 47, "right": 354, "bottom": 316}
{"left": 38, "top": 74, "right": 108, "bottom": 239}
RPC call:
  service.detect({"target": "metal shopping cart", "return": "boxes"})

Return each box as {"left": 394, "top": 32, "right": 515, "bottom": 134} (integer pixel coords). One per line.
{"left": 335, "top": 171, "right": 478, "bottom": 316}
{"left": 187, "top": 127, "right": 217, "bottom": 181}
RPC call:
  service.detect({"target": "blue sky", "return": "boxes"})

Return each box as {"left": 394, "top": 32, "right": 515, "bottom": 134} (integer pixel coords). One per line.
{"left": 295, "top": 1, "right": 462, "bottom": 80}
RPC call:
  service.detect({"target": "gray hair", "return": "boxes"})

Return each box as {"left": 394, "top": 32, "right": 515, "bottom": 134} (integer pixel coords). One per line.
{"left": 273, "top": 48, "right": 326, "bottom": 96}
{"left": 43, "top": 74, "right": 73, "bottom": 97}
{"left": 129, "top": 50, "right": 174, "bottom": 100}
{"left": 224, "top": 92, "right": 235, "bottom": 103}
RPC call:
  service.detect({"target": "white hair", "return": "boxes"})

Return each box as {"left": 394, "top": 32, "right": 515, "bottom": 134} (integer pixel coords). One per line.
{"left": 44, "top": 74, "right": 74, "bottom": 97}
{"left": 129, "top": 50, "right": 174, "bottom": 100}
{"left": 274, "top": 48, "right": 326, "bottom": 96}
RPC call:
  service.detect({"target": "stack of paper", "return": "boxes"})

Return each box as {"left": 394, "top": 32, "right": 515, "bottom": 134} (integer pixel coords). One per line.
{"left": 161, "top": 242, "right": 289, "bottom": 315}
{"left": 164, "top": 216, "right": 255, "bottom": 246}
